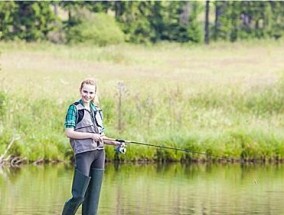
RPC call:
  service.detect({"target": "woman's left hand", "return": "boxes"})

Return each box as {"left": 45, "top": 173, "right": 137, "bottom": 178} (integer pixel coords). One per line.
{"left": 101, "top": 136, "right": 122, "bottom": 146}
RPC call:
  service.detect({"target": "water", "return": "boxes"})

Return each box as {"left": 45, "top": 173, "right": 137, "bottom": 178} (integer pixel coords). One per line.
{"left": 1, "top": 163, "right": 284, "bottom": 215}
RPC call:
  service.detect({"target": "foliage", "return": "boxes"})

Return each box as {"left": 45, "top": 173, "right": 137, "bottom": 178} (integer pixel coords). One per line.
{"left": 12, "top": 2, "right": 56, "bottom": 41}
{"left": 114, "top": 1, "right": 156, "bottom": 43}
{"left": 213, "top": 1, "right": 284, "bottom": 42}
{"left": 114, "top": 1, "right": 203, "bottom": 44}
{"left": 1, "top": 1, "right": 284, "bottom": 44}
{"left": 66, "top": 10, "right": 124, "bottom": 46}
{"left": 0, "top": 1, "right": 17, "bottom": 40}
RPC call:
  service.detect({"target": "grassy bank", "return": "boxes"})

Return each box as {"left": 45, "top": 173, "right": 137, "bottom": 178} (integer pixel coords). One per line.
{"left": 0, "top": 40, "right": 284, "bottom": 163}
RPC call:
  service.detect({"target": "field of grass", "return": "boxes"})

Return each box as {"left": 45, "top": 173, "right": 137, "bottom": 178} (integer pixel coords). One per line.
{"left": 0, "top": 40, "right": 284, "bottom": 163}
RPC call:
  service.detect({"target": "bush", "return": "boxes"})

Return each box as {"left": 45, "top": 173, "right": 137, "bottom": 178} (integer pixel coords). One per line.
{"left": 67, "top": 11, "right": 125, "bottom": 46}
{"left": 47, "top": 23, "right": 67, "bottom": 44}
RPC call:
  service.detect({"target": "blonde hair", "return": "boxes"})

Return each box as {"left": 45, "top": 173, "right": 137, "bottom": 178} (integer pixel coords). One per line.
{"left": 80, "top": 78, "right": 99, "bottom": 105}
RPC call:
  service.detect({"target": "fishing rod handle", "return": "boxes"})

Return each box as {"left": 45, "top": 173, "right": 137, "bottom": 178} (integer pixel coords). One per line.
{"left": 115, "top": 139, "right": 126, "bottom": 143}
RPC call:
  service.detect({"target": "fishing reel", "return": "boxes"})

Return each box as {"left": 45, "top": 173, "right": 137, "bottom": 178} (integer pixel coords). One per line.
{"left": 115, "top": 139, "right": 127, "bottom": 154}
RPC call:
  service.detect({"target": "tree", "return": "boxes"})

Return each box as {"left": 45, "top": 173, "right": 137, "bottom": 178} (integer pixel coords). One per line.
{"left": 267, "top": 1, "right": 284, "bottom": 39}
{"left": 115, "top": 1, "right": 155, "bottom": 43}
{"left": 12, "top": 1, "right": 56, "bottom": 41}
{"left": 212, "top": 1, "right": 284, "bottom": 42}
{"left": 185, "top": 1, "right": 203, "bottom": 43}
{"left": 0, "top": 1, "right": 17, "bottom": 40}
{"left": 114, "top": 1, "right": 203, "bottom": 43}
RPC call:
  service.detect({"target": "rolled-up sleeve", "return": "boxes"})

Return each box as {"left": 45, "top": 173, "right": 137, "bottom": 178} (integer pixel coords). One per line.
{"left": 64, "top": 105, "right": 77, "bottom": 128}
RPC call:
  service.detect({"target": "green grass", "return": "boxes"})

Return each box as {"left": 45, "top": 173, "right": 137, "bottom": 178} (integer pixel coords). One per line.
{"left": 0, "top": 40, "right": 284, "bottom": 163}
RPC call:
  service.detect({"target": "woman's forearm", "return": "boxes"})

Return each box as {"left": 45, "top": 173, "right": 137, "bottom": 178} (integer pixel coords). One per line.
{"left": 102, "top": 136, "right": 119, "bottom": 145}
{"left": 65, "top": 128, "right": 101, "bottom": 141}
{"left": 65, "top": 128, "right": 119, "bottom": 145}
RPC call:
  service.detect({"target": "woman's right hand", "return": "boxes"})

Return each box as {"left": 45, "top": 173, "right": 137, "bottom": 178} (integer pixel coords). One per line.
{"left": 92, "top": 133, "right": 103, "bottom": 142}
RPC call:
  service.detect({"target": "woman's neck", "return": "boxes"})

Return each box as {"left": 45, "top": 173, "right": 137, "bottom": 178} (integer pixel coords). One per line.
{"left": 83, "top": 102, "right": 90, "bottom": 110}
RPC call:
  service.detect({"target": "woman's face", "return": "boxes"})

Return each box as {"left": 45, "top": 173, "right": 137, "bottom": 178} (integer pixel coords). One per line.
{"left": 80, "top": 83, "right": 96, "bottom": 104}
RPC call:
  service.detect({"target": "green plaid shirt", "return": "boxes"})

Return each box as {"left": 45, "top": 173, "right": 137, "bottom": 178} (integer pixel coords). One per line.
{"left": 64, "top": 100, "right": 97, "bottom": 128}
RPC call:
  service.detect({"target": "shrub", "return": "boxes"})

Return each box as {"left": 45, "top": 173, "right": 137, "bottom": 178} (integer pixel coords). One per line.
{"left": 67, "top": 11, "right": 125, "bottom": 46}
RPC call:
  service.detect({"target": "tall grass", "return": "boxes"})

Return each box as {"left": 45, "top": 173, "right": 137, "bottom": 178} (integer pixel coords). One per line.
{"left": 0, "top": 40, "right": 284, "bottom": 163}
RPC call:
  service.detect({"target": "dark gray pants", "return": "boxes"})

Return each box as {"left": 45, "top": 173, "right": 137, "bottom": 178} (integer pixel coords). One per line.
{"left": 75, "top": 149, "right": 105, "bottom": 176}
{"left": 62, "top": 150, "right": 105, "bottom": 215}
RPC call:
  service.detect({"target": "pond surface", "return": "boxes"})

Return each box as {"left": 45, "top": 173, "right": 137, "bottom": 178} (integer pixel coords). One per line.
{"left": 1, "top": 163, "right": 284, "bottom": 215}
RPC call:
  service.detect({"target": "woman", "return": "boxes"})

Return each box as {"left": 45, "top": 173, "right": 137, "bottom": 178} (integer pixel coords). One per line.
{"left": 62, "top": 78, "right": 120, "bottom": 215}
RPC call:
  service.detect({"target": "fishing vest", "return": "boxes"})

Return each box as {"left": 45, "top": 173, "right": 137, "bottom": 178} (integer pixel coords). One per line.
{"left": 70, "top": 102, "right": 104, "bottom": 155}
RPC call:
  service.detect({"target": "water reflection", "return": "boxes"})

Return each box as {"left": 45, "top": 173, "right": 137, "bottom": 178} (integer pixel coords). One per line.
{"left": 0, "top": 163, "right": 284, "bottom": 215}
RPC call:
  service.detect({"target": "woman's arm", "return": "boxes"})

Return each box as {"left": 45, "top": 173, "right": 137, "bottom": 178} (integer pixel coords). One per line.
{"left": 65, "top": 128, "right": 120, "bottom": 146}
{"left": 65, "top": 128, "right": 102, "bottom": 142}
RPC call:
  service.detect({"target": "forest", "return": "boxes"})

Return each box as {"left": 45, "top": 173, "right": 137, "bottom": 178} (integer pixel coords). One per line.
{"left": 1, "top": 1, "right": 284, "bottom": 45}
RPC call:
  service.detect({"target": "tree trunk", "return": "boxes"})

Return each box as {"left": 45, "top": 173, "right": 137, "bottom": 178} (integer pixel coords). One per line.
{"left": 204, "top": 0, "right": 210, "bottom": 44}
{"left": 214, "top": 1, "right": 222, "bottom": 40}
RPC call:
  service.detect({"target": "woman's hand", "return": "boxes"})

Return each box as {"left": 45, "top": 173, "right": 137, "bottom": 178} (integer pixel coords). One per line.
{"left": 101, "top": 136, "right": 122, "bottom": 146}
{"left": 66, "top": 128, "right": 105, "bottom": 143}
{"left": 110, "top": 140, "right": 120, "bottom": 146}
{"left": 92, "top": 133, "right": 103, "bottom": 142}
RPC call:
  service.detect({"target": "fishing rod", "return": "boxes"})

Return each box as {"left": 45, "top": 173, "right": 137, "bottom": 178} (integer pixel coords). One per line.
{"left": 114, "top": 139, "right": 210, "bottom": 157}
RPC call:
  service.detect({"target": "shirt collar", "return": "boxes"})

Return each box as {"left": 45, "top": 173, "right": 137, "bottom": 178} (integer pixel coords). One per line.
{"left": 78, "top": 99, "right": 97, "bottom": 111}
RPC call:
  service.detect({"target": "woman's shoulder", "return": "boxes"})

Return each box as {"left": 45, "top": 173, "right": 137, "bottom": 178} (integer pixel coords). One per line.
{"left": 66, "top": 103, "right": 77, "bottom": 113}
{"left": 90, "top": 102, "right": 101, "bottom": 111}
{"left": 69, "top": 100, "right": 84, "bottom": 109}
